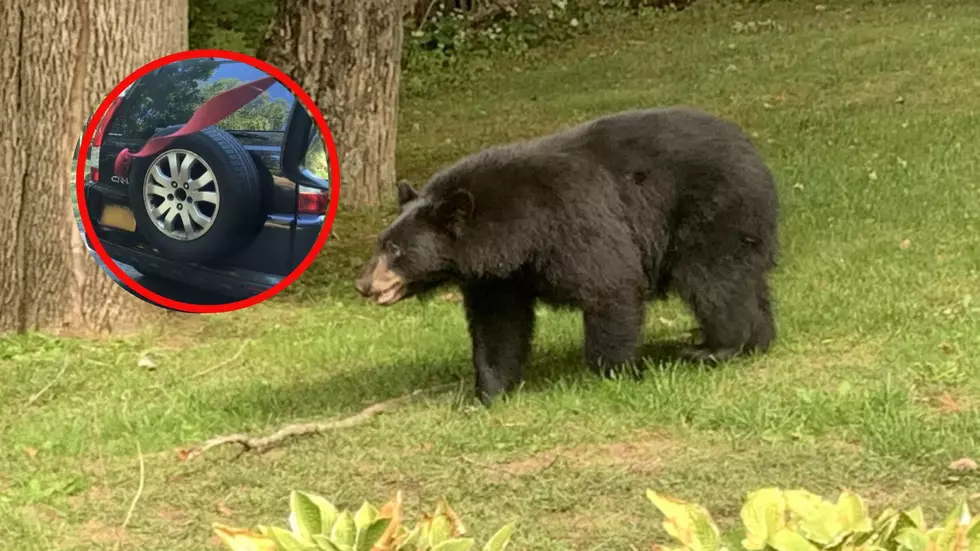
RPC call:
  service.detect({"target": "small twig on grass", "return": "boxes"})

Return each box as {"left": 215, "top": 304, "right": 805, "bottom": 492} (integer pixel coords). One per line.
{"left": 539, "top": 449, "right": 563, "bottom": 473}
{"left": 179, "top": 382, "right": 459, "bottom": 461}
{"left": 459, "top": 456, "right": 522, "bottom": 477}
{"left": 25, "top": 359, "right": 69, "bottom": 407}
{"left": 460, "top": 448, "right": 564, "bottom": 478}
{"left": 191, "top": 340, "right": 251, "bottom": 379}
{"left": 121, "top": 440, "right": 145, "bottom": 529}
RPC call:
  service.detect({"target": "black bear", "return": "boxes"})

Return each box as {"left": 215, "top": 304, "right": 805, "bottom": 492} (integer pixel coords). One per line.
{"left": 356, "top": 107, "right": 779, "bottom": 405}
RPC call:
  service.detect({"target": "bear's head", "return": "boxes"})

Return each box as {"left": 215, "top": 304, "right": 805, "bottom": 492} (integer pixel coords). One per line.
{"left": 355, "top": 180, "right": 474, "bottom": 305}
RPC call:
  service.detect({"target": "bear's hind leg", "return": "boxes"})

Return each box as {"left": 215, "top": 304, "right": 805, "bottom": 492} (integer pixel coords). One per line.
{"left": 582, "top": 290, "right": 645, "bottom": 377}
{"left": 462, "top": 280, "right": 536, "bottom": 405}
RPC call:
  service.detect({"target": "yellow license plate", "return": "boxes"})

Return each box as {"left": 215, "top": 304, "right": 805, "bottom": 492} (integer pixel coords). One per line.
{"left": 99, "top": 204, "right": 137, "bottom": 232}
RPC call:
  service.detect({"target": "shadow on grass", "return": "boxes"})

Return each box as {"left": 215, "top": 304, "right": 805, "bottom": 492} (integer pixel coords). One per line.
{"left": 210, "top": 326, "right": 699, "bottom": 427}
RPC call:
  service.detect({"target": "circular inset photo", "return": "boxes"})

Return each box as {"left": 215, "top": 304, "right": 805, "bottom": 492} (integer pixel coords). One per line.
{"left": 74, "top": 50, "right": 339, "bottom": 313}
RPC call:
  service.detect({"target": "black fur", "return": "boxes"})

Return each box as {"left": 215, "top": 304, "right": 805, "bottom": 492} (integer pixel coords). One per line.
{"left": 365, "top": 107, "right": 779, "bottom": 404}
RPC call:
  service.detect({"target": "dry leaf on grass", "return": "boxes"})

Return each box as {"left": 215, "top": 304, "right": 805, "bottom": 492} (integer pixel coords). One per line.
{"left": 936, "top": 393, "right": 964, "bottom": 413}
{"left": 949, "top": 457, "right": 978, "bottom": 471}
{"left": 216, "top": 501, "right": 233, "bottom": 517}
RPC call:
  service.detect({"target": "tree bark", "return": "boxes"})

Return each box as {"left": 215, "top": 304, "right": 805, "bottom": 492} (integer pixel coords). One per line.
{"left": 258, "top": 0, "right": 403, "bottom": 208}
{"left": 0, "top": 0, "right": 187, "bottom": 335}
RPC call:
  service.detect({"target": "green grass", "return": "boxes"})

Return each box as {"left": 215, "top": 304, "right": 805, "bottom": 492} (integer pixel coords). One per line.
{"left": 5, "top": 1, "right": 980, "bottom": 549}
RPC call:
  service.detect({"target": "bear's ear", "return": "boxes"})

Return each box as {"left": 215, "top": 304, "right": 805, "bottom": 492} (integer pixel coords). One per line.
{"left": 433, "top": 189, "right": 475, "bottom": 239}
{"left": 396, "top": 179, "right": 419, "bottom": 208}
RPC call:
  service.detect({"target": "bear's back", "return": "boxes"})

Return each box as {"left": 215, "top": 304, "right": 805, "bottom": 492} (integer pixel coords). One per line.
{"left": 420, "top": 106, "right": 771, "bottom": 214}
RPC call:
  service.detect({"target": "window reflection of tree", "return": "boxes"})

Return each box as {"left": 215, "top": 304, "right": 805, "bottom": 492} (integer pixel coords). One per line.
{"left": 109, "top": 59, "right": 223, "bottom": 140}
{"left": 108, "top": 59, "right": 292, "bottom": 138}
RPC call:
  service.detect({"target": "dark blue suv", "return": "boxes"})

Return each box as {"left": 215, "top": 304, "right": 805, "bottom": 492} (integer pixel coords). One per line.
{"left": 79, "top": 57, "right": 330, "bottom": 304}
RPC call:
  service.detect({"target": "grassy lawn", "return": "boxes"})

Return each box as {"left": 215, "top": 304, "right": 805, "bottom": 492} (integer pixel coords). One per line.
{"left": 4, "top": 1, "right": 980, "bottom": 549}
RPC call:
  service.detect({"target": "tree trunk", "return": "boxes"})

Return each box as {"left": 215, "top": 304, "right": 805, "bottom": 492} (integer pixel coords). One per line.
{"left": 0, "top": 0, "right": 187, "bottom": 335}
{"left": 259, "top": 0, "right": 403, "bottom": 208}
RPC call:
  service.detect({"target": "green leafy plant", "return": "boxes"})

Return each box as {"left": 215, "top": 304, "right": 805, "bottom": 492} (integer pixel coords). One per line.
{"left": 646, "top": 488, "right": 980, "bottom": 551}
{"left": 405, "top": 0, "right": 593, "bottom": 57}
{"left": 213, "top": 490, "right": 515, "bottom": 551}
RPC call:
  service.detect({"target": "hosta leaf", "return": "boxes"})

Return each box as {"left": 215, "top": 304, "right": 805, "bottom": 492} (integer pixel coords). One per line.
{"left": 690, "top": 503, "right": 722, "bottom": 551}
{"left": 307, "top": 494, "right": 341, "bottom": 534}
{"left": 966, "top": 517, "right": 980, "bottom": 551}
{"left": 858, "top": 508, "right": 900, "bottom": 547}
{"left": 784, "top": 490, "right": 826, "bottom": 520}
{"left": 785, "top": 491, "right": 844, "bottom": 546}
{"left": 837, "top": 491, "right": 874, "bottom": 534}
{"left": 417, "top": 514, "right": 434, "bottom": 545}
{"left": 936, "top": 504, "right": 970, "bottom": 551}
{"left": 269, "top": 526, "right": 313, "bottom": 551}
{"left": 292, "top": 491, "right": 324, "bottom": 540}
{"left": 354, "top": 502, "right": 378, "bottom": 531}
{"left": 212, "top": 523, "right": 278, "bottom": 551}
{"left": 331, "top": 511, "right": 358, "bottom": 549}
{"left": 377, "top": 493, "right": 403, "bottom": 523}
{"left": 875, "top": 508, "right": 900, "bottom": 525}
{"left": 895, "top": 527, "right": 930, "bottom": 551}
{"left": 482, "top": 523, "right": 515, "bottom": 551}
{"left": 647, "top": 490, "right": 692, "bottom": 542}
{"left": 396, "top": 525, "right": 422, "bottom": 551}
{"left": 647, "top": 490, "right": 721, "bottom": 551}
{"left": 438, "top": 500, "right": 467, "bottom": 537}
{"left": 740, "top": 488, "right": 787, "bottom": 550}
{"left": 354, "top": 518, "right": 390, "bottom": 551}
{"left": 430, "top": 514, "right": 455, "bottom": 547}
{"left": 313, "top": 535, "right": 343, "bottom": 551}
{"left": 369, "top": 492, "right": 404, "bottom": 549}
{"left": 768, "top": 528, "right": 821, "bottom": 551}
{"left": 903, "top": 508, "right": 927, "bottom": 531}
{"left": 432, "top": 538, "right": 476, "bottom": 551}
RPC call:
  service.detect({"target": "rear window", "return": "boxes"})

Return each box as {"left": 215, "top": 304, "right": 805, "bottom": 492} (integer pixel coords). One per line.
{"left": 107, "top": 58, "right": 295, "bottom": 140}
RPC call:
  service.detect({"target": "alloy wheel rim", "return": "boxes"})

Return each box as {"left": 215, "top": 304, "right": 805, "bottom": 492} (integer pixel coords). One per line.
{"left": 142, "top": 149, "right": 220, "bottom": 241}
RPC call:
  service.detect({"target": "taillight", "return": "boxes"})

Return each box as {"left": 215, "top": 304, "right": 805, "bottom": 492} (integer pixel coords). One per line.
{"left": 297, "top": 185, "right": 328, "bottom": 214}
{"left": 89, "top": 96, "right": 123, "bottom": 182}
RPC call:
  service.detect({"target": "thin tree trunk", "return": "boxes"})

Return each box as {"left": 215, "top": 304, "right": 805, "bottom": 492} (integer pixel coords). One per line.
{"left": 258, "top": 0, "right": 403, "bottom": 208}
{"left": 0, "top": 0, "right": 187, "bottom": 335}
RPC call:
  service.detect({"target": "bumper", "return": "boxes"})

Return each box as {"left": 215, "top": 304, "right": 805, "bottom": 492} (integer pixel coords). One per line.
{"left": 80, "top": 181, "right": 317, "bottom": 303}
{"left": 98, "top": 239, "right": 282, "bottom": 302}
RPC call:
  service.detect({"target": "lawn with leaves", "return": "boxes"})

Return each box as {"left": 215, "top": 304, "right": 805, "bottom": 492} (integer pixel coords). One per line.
{"left": 3, "top": 2, "right": 980, "bottom": 549}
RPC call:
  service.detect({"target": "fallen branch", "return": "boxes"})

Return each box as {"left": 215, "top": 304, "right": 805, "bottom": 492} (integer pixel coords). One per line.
{"left": 191, "top": 340, "right": 251, "bottom": 379}
{"left": 121, "top": 440, "right": 145, "bottom": 529}
{"left": 179, "top": 383, "right": 459, "bottom": 461}
{"left": 25, "top": 359, "right": 69, "bottom": 407}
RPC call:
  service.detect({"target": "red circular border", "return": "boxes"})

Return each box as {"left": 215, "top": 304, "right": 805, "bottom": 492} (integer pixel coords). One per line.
{"left": 75, "top": 49, "right": 341, "bottom": 314}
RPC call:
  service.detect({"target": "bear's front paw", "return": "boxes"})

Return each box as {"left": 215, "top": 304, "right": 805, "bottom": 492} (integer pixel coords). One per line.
{"left": 678, "top": 345, "right": 740, "bottom": 364}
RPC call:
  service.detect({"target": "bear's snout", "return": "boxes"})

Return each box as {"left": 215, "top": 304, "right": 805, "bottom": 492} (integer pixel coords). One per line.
{"left": 355, "top": 254, "right": 408, "bottom": 306}
{"left": 355, "top": 257, "right": 377, "bottom": 297}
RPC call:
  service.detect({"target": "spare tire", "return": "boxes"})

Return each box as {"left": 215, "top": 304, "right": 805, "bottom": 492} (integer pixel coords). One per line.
{"left": 126, "top": 125, "right": 263, "bottom": 265}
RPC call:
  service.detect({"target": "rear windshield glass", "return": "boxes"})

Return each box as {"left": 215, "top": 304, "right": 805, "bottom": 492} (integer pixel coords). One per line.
{"left": 107, "top": 58, "right": 295, "bottom": 140}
